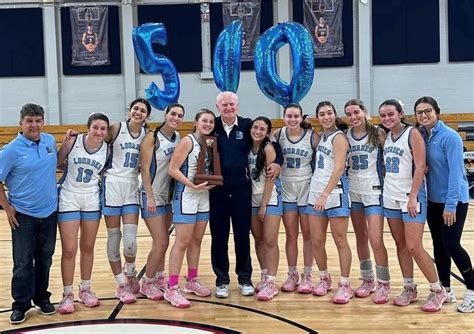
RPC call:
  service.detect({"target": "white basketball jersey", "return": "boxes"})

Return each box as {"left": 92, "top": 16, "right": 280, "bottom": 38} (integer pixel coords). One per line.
{"left": 105, "top": 122, "right": 146, "bottom": 178}
{"left": 383, "top": 126, "right": 425, "bottom": 201}
{"left": 347, "top": 128, "right": 383, "bottom": 195}
{"left": 310, "top": 130, "right": 348, "bottom": 194}
{"left": 248, "top": 147, "right": 280, "bottom": 197}
{"left": 180, "top": 134, "right": 201, "bottom": 184}
{"left": 278, "top": 127, "right": 315, "bottom": 182}
{"left": 60, "top": 134, "right": 108, "bottom": 193}
{"left": 149, "top": 130, "right": 180, "bottom": 203}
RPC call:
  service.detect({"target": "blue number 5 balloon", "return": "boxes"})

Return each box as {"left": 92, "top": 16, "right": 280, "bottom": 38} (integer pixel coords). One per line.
{"left": 132, "top": 23, "right": 180, "bottom": 110}
{"left": 213, "top": 20, "right": 242, "bottom": 93}
{"left": 254, "top": 22, "right": 314, "bottom": 106}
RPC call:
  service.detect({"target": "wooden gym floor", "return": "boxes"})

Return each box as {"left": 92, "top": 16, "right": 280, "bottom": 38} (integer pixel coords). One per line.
{"left": 0, "top": 205, "right": 473, "bottom": 334}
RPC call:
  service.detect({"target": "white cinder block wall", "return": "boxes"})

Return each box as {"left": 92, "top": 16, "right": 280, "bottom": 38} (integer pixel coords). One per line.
{"left": 0, "top": 0, "right": 472, "bottom": 126}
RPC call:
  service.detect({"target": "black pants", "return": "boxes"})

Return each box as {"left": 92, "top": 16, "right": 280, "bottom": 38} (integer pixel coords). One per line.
{"left": 12, "top": 211, "right": 57, "bottom": 311}
{"left": 209, "top": 182, "right": 252, "bottom": 286}
{"left": 427, "top": 201, "right": 474, "bottom": 290}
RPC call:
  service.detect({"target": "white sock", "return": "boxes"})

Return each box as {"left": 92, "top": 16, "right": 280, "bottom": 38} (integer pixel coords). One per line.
{"left": 124, "top": 262, "right": 136, "bottom": 276}
{"left": 64, "top": 285, "right": 73, "bottom": 294}
{"left": 403, "top": 277, "right": 415, "bottom": 288}
{"left": 115, "top": 273, "right": 126, "bottom": 286}
{"left": 80, "top": 279, "right": 91, "bottom": 290}
{"left": 340, "top": 277, "right": 350, "bottom": 286}
{"left": 430, "top": 281, "right": 442, "bottom": 292}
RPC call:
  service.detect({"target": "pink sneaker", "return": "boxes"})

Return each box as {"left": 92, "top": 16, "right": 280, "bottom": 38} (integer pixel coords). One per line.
{"left": 393, "top": 285, "right": 418, "bottom": 307}
{"left": 422, "top": 287, "right": 447, "bottom": 312}
{"left": 116, "top": 284, "right": 137, "bottom": 304}
{"left": 155, "top": 274, "right": 168, "bottom": 292}
{"left": 281, "top": 271, "right": 300, "bottom": 292}
{"left": 372, "top": 282, "right": 391, "bottom": 304}
{"left": 257, "top": 280, "right": 279, "bottom": 301}
{"left": 312, "top": 274, "right": 332, "bottom": 296}
{"left": 183, "top": 277, "right": 212, "bottom": 297}
{"left": 78, "top": 287, "right": 100, "bottom": 307}
{"left": 255, "top": 273, "right": 266, "bottom": 293}
{"left": 58, "top": 293, "right": 75, "bottom": 314}
{"left": 140, "top": 279, "right": 164, "bottom": 300}
{"left": 126, "top": 273, "right": 140, "bottom": 294}
{"left": 297, "top": 273, "right": 313, "bottom": 294}
{"left": 165, "top": 286, "right": 191, "bottom": 308}
{"left": 355, "top": 278, "right": 376, "bottom": 298}
{"left": 333, "top": 282, "right": 353, "bottom": 304}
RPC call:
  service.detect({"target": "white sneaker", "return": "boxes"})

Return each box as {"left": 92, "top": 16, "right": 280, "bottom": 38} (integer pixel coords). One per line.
{"left": 215, "top": 284, "right": 229, "bottom": 298}
{"left": 458, "top": 289, "right": 474, "bottom": 313}
{"left": 239, "top": 284, "right": 255, "bottom": 296}
{"left": 444, "top": 288, "right": 457, "bottom": 303}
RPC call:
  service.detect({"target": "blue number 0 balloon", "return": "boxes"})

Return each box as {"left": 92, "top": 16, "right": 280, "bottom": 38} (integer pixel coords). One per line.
{"left": 254, "top": 22, "right": 314, "bottom": 106}
{"left": 213, "top": 20, "right": 242, "bottom": 93}
{"left": 132, "top": 23, "right": 180, "bottom": 110}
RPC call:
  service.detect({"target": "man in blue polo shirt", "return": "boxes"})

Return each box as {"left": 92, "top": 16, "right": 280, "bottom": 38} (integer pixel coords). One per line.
{"left": 0, "top": 103, "right": 58, "bottom": 324}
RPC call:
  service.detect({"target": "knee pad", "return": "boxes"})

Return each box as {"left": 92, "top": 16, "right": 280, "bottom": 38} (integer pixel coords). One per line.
{"left": 123, "top": 224, "right": 138, "bottom": 258}
{"left": 107, "top": 228, "right": 122, "bottom": 262}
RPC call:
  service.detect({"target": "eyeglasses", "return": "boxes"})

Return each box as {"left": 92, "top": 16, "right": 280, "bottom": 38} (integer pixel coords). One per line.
{"left": 415, "top": 108, "right": 433, "bottom": 117}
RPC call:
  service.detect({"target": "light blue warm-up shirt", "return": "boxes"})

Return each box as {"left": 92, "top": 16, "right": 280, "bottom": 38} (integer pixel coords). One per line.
{"left": 421, "top": 121, "right": 469, "bottom": 212}
{"left": 0, "top": 132, "right": 58, "bottom": 217}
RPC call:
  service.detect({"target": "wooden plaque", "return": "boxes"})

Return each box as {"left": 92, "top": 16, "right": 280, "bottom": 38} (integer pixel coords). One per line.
{"left": 194, "top": 135, "right": 224, "bottom": 186}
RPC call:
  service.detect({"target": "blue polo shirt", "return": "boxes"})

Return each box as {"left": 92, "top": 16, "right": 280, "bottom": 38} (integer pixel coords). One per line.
{"left": 420, "top": 121, "right": 469, "bottom": 212}
{"left": 0, "top": 132, "right": 58, "bottom": 217}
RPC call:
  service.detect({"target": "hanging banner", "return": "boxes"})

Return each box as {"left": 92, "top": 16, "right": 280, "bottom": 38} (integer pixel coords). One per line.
{"left": 223, "top": 0, "right": 261, "bottom": 62}
{"left": 303, "top": 0, "right": 344, "bottom": 58}
{"left": 70, "top": 6, "right": 110, "bottom": 66}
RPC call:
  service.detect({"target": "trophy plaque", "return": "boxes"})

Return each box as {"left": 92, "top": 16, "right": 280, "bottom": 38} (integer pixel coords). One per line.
{"left": 194, "top": 136, "right": 224, "bottom": 186}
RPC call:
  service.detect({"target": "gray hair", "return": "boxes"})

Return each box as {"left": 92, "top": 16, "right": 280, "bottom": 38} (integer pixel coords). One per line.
{"left": 216, "top": 91, "right": 239, "bottom": 104}
{"left": 20, "top": 103, "right": 45, "bottom": 121}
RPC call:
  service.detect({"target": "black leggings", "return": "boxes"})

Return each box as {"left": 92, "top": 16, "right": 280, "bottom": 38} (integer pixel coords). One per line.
{"left": 427, "top": 201, "right": 474, "bottom": 290}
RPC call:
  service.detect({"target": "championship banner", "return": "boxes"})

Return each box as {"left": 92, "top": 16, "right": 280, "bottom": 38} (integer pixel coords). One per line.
{"left": 70, "top": 6, "right": 110, "bottom": 66}
{"left": 223, "top": 0, "right": 261, "bottom": 62}
{"left": 303, "top": 0, "right": 344, "bottom": 58}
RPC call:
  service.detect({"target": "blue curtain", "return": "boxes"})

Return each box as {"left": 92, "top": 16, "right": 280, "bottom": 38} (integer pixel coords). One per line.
{"left": 372, "top": 0, "right": 439, "bottom": 65}
{"left": 0, "top": 8, "right": 44, "bottom": 77}
{"left": 448, "top": 0, "right": 474, "bottom": 62}
{"left": 138, "top": 4, "right": 202, "bottom": 73}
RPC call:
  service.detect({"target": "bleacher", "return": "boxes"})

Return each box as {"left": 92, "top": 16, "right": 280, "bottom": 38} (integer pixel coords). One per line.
{"left": 1, "top": 114, "right": 473, "bottom": 150}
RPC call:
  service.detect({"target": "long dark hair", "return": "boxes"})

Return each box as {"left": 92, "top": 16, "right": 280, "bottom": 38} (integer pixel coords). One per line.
{"left": 284, "top": 103, "right": 312, "bottom": 130}
{"left": 316, "top": 101, "right": 348, "bottom": 131}
{"left": 128, "top": 98, "right": 152, "bottom": 130}
{"left": 344, "top": 98, "right": 380, "bottom": 148}
{"left": 153, "top": 103, "right": 185, "bottom": 141}
{"left": 251, "top": 116, "right": 272, "bottom": 180}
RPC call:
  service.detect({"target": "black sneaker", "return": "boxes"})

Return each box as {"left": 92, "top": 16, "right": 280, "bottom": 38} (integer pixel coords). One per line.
{"left": 36, "top": 301, "right": 55, "bottom": 315}
{"left": 10, "top": 309, "right": 26, "bottom": 324}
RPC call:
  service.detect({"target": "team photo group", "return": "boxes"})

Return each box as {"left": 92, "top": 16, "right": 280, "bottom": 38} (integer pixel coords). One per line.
{"left": 1, "top": 90, "right": 473, "bottom": 325}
